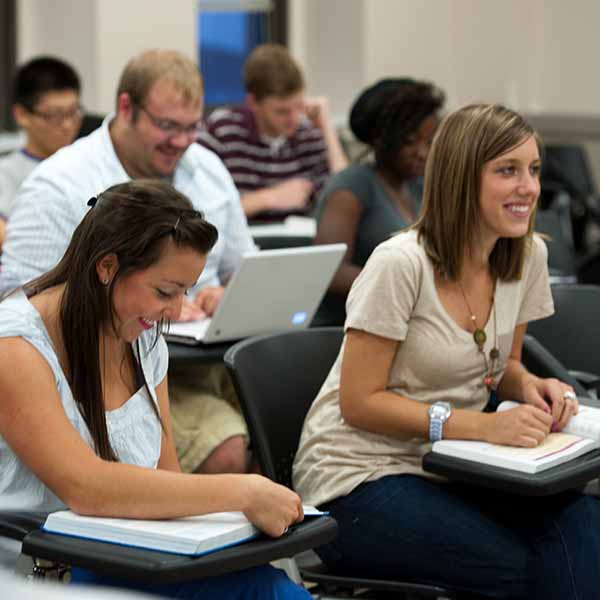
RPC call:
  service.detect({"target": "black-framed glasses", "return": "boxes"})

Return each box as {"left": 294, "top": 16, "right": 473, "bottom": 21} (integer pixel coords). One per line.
{"left": 30, "top": 103, "right": 84, "bottom": 127}
{"left": 136, "top": 103, "right": 202, "bottom": 138}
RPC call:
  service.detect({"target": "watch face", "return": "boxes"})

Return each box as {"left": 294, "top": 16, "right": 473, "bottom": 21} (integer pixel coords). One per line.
{"left": 430, "top": 403, "right": 451, "bottom": 419}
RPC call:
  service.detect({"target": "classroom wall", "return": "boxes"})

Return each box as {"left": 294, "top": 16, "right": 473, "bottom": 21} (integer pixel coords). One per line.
{"left": 288, "top": 0, "right": 600, "bottom": 180}
{"left": 289, "top": 0, "right": 600, "bottom": 116}
{"left": 17, "top": 0, "right": 98, "bottom": 109}
{"left": 17, "top": 0, "right": 600, "bottom": 117}
{"left": 14, "top": 0, "right": 600, "bottom": 180}
{"left": 17, "top": 0, "right": 196, "bottom": 115}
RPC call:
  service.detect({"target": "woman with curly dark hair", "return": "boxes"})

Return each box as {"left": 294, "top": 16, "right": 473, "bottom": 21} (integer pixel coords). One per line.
{"left": 314, "top": 78, "right": 445, "bottom": 324}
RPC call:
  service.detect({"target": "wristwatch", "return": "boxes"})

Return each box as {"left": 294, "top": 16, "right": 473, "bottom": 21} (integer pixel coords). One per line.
{"left": 428, "top": 401, "right": 452, "bottom": 442}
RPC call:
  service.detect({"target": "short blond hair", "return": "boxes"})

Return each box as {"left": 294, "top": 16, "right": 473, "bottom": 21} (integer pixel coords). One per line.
{"left": 244, "top": 44, "right": 304, "bottom": 101}
{"left": 116, "top": 49, "right": 203, "bottom": 109}
{"left": 415, "top": 104, "right": 541, "bottom": 282}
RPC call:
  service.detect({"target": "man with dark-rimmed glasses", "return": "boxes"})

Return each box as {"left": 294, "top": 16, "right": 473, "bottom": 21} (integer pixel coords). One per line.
{"left": 0, "top": 56, "right": 81, "bottom": 248}
{"left": 1, "top": 49, "right": 256, "bottom": 477}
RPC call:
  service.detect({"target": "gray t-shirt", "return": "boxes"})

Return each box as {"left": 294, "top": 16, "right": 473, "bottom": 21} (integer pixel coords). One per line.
{"left": 316, "top": 163, "right": 422, "bottom": 268}
{"left": 293, "top": 230, "right": 554, "bottom": 507}
{"left": 0, "top": 150, "right": 40, "bottom": 219}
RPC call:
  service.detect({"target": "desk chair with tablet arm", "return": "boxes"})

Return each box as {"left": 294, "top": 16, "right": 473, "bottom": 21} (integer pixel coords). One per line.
{"left": 0, "top": 495, "right": 337, "bottom": 584}
{"left": 225, "top": 327, "right": 490, "bottom": 600}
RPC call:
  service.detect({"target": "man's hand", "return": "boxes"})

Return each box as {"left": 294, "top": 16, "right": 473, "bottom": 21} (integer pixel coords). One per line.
{"left": 177, "top": 297, "right": 207, "bottom": 322}
{"left": 193, "top": 286, "right": 225, "bottom": 317}
{"left": 304, "top": 96, "right": 331, "bottom": 131}
{"left": 265, "top": 178, "right": 314, "bottom": 211}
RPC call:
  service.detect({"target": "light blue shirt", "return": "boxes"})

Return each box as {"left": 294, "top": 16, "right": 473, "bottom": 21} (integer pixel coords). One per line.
{"left": 0, "top": 149, "right": 40, "bottom": 219}
{"left": 0, "top": 116, "right": 256, "bottom": 294}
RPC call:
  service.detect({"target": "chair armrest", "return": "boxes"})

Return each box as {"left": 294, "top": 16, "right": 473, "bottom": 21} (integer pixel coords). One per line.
{"left": 21, "top": 516, "right": 338, "bottom": 584}
{"left": 522, "top": 335, "right": 588, "bottom": 396}
{"left": 569, "top": 370, "right": 600, "bottom": 391}
{"left": 585, "top": 193, "right": 600, "bottom": 222}
{"left": 0, "top": 511, "right": 48, "bottom": 542}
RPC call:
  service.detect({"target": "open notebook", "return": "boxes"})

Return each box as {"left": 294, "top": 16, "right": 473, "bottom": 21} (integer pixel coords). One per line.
{"left": 43, "top": 506, "right": 326, "bottom": 556}
{"left": 167, "top": 244, "right": 345, "bottom": 344}
{"left": 431, "top": 401, "right": 600, "bottom": 474}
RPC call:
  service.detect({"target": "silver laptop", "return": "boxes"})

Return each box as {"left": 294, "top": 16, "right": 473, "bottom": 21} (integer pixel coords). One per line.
{"left": 166, "top": 244, "right": 346, "bottom": 345}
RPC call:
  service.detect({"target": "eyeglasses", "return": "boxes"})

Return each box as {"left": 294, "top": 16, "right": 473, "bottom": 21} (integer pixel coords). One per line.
{"left": 30, "top": 104, "right": 84, "bottom": 127}
{"left": 136, "top": 103, "right": 202, "bottom": 138}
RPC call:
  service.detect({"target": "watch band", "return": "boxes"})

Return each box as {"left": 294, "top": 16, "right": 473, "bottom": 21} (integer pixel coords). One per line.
{"left": 429, "top": 416, "right": 444, "bottom": 442}
{"left": 428, "top": 402, "right": 452, "bottom": 442}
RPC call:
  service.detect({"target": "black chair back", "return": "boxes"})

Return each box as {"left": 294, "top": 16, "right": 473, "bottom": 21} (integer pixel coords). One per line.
{"left": 224, "top": 327, "right": 343, "bottom": 488}
{"left": 535, "top": 193, "right": 577, "bottom": 276}
{"left": 225, "top": 328, "right": 487, "bottom": 598}
{"left": 527, "top": 284, "right": 600, "bottom": 380}
{"left": 522, "top": 335, "right": 587, "bottom": 396}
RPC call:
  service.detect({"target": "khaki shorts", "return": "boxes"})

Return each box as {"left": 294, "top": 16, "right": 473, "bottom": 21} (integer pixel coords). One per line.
{"left": 169, "top": 363, "right": 248, "bottom": 473}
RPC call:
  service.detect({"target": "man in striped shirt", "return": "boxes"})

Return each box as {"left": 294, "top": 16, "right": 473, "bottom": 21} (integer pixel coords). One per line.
{"left": 198, "top": 44, "right": 348, "bottom": 221}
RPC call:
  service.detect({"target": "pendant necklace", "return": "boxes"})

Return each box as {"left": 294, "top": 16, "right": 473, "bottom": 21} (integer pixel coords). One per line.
{"left": 457, "top": 280, "right": 500, "bottom": 391}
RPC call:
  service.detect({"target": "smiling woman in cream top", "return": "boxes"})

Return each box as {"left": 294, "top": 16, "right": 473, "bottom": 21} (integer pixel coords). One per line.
{"left": 292, "top": 104, "right": 600, "bottom": 600}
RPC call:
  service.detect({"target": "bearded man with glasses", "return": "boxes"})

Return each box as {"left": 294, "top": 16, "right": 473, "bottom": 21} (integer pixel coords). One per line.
{"left": 0, "top": 56, "right": 81, "bottom": 249}
{"left": 1, "top": 49, "right": 256, "bottom": 476}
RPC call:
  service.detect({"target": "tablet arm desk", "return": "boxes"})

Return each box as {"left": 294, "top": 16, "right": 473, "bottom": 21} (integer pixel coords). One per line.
{"left": 0, "top": 510, "right": 338, "bottom": 584}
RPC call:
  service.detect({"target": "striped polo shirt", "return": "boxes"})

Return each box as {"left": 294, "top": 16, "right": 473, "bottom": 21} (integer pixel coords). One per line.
{"left": 198, "top": 104, "right": 330, "bottom": 219}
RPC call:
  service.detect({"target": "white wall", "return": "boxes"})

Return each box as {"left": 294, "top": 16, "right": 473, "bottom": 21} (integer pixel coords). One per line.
{"left": 289, "top": 0, "right": 365, "bottom": 120}
{"left": 363, "top": 0, "right": 544, "bottom": 111}
{"left": 17, "top": 0, "right": 98, "bottom": 110}
{"left": 17, "top": 0, "right": 196, "bottom": 114}
{"left": 289, "top": 0, "right": 600, "bottom": 119}
{"left": 16, "top": 0, "right": 600, "bottom": 119}
{"left": 94, "top": 0, "right": 197, "bottom": 113}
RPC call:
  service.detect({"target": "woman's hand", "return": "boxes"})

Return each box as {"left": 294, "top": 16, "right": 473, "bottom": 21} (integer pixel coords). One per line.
{"left": 522, "top": 376, "right": 579, "bottom": 432}
{"left": 480, "top": 404, "right": 552, "bottom": 447}
{"left": 241, "top": 475, "right": 304, "bottom": 537}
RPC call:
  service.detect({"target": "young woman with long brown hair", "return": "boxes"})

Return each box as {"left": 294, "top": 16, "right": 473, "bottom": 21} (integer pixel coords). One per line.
{"left": 294, "top": 105, "right": 599, "bottom": 599}
{"left": 0, "top": 180, "right": 309, "bottom": 598}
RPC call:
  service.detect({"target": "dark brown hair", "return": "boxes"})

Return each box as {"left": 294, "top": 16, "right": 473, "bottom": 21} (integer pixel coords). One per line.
{"left": 415, "top": 103, "right": 540, "bottom": 281}
{"left": 25, "top": 180, "right": 218, "bottom": 460}
{"left": 244, "top": 44, "right": 304, "bottom": 101}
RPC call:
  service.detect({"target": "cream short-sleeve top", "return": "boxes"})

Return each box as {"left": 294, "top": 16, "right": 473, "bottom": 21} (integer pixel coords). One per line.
{"left": 293, "top": 230, "right": 554, "bottom": 507}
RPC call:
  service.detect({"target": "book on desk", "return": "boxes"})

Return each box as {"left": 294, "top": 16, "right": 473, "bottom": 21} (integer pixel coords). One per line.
{"left": 43, "top": 506, "right": 326, "bottom": 556}
{"left": 423, "top": 400, "right": 600, "bottom": 495}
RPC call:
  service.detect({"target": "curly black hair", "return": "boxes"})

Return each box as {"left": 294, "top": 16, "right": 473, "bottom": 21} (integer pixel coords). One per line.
{"left": 349, "top": 78, "right": 445, "bottom": 170}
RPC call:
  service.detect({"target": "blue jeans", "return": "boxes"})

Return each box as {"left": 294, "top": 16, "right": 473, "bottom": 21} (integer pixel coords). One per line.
{"left": 318, "top": 474, "right": 600, "bottom": 599}
{"left": 71, "top": 564, "right": 311, "bottom": 599}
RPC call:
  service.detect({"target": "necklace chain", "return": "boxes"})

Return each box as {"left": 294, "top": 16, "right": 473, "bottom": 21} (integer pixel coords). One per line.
{"left": 457, "top": 280, "right": 499, "bottom": 390}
